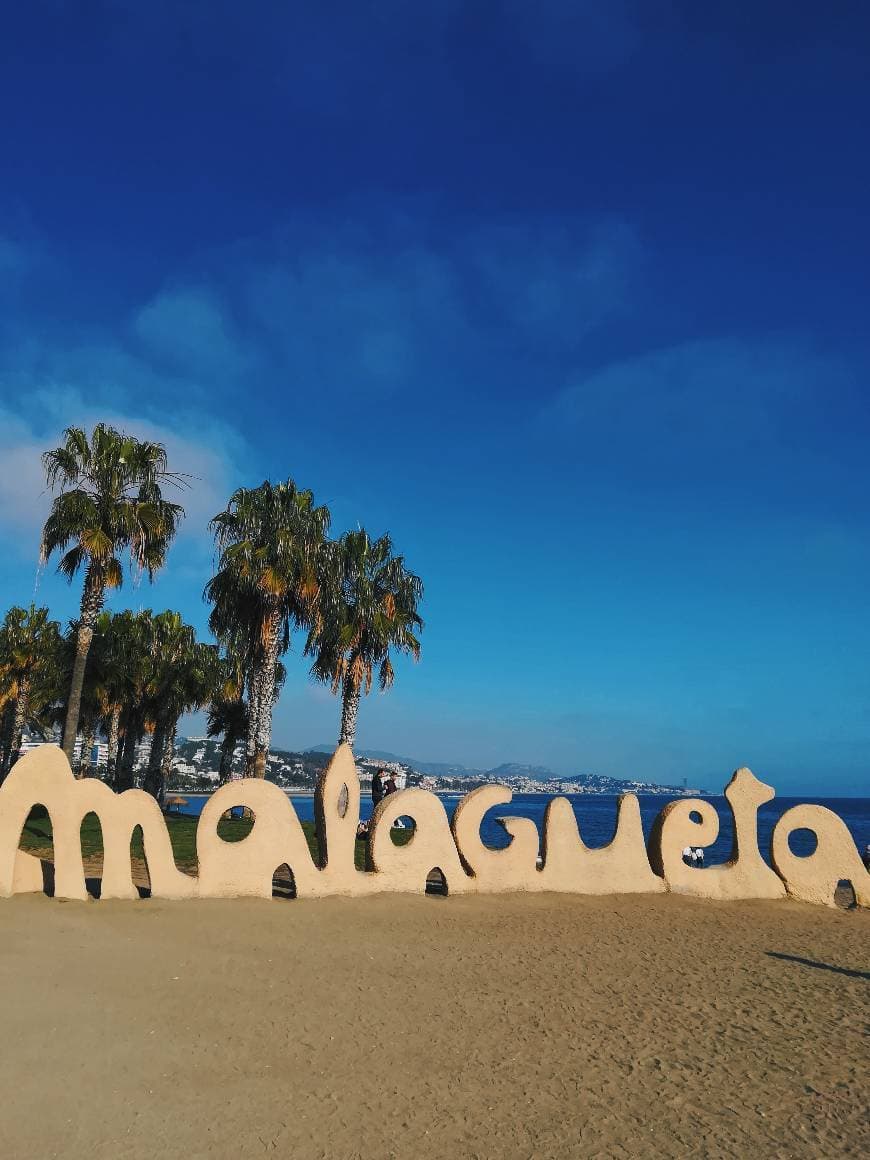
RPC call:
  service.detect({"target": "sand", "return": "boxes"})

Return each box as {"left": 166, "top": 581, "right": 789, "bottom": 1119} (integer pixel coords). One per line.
{"left": 0, "top": 892, "right": 867, "bottom": 1159}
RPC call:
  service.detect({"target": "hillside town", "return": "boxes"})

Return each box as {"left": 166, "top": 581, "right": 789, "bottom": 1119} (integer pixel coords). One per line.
{"left": 170, "top": 739, "right": 705, "bottom": 797}
{"left": 18, "top": 730, "right": 706, "bottom": 796}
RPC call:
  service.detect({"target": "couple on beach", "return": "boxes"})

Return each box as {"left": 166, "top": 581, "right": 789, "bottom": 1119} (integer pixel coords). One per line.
{"left": 355, "top": 769, "right": 400, "bottom": 839}
{"left": 371, "top": 768, "right": 398, "bottom": 807}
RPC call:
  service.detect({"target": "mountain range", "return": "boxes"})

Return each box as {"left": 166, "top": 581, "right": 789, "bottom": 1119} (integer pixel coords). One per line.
{"left": 308, "top": 747, "right": 705, "bottom": 795}
{"left": 172, "top": 738, "right": 704, "bottom": 795}
{"left": 311, "top": 745, "right": 552, "bottom": 781}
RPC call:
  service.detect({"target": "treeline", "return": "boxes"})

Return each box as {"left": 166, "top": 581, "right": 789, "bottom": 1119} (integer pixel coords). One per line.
{"left": 0, "top": 423, "right": 422, "bottom": 800}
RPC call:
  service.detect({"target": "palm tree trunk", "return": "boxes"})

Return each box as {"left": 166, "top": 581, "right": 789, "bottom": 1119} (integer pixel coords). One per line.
{"left": 10, "top": 676, "right": 30, "bottom": 768}
{"left": 244, "top": 671, "right": 260, "bottom": 777}
{"left": 253, "top": 672, "right": 269, "bottom": 777}
{"left": 339, "top": 675, "right": 360, "bottom": 750}
{"left": 0, "top": 701, "right": 14, "bottom": 778}
{"left": 218, "top": 729, "right": 237, "bottom": 784}
{"left": 253, "top": 606, "right": 282, "bottom": 778}
{"left": 78, "top": 719, "right": 97, "bottom": 778}
{"left": 62, "top": 565, "right": 105, "bottom": 762}
{"left": 106, "top": 704, "right": 121, "bottom": 782}
{"left": 144, "top": 715, "right": 168, "bottom": 798}
{"left": 158, "top": 720, "right": 177, "bottom": 804}
{"left": 116, "top": 712, "right": 142, "bottom": 792}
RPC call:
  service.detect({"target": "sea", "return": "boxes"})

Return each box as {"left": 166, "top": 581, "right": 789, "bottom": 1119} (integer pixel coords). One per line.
{"left": 175, "top": 790, "right": 870, "bottom": 866}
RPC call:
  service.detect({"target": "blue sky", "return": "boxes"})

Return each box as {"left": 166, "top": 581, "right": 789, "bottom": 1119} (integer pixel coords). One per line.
{"left": 1, "top": 2, "right": 869, "bottom": 792}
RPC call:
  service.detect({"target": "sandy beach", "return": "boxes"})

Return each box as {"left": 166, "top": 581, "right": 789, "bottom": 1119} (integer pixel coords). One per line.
{"left": 0, "top": 892, "right": 866, "bottom": 1159}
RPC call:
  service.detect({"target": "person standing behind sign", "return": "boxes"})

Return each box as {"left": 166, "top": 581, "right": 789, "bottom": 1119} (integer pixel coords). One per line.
{"left": 372, "top": 769, "right": 385, "bottom": 808}
{"left": 384, "top": 773, "right": 398, "bottom": 796}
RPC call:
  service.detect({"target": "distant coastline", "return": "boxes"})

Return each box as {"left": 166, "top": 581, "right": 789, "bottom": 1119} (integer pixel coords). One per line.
{"left": 169, "top": 737, "right": 707, "bottom": 798}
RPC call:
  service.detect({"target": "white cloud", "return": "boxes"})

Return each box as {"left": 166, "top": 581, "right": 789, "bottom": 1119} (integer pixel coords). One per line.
{"left": 227, "top": 214, "right": 639, "bottom": 403}
{"left": 133, "top": 287, "right": 254, "bottom": 381}
{"left": 540, "top": 337, "right": 860, "bottom": 455}
{"left": 466, "top": 218, "right": 639, "bottom": 338}
{"left": 0, "top": 391, "right": 248, "bottom": 563}
{"left": 0, "top": 206, "right": 643, "bottom": 566}
{"left": 1, "top": 208, "right": 642, "bottom": 445}
{"left": 0, "top": 414, "right": 48, "bottom": 555}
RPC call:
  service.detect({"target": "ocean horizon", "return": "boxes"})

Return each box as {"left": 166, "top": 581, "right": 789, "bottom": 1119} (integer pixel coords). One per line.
{"left": 176, "top": 790, "right": 870, "bottom": 866}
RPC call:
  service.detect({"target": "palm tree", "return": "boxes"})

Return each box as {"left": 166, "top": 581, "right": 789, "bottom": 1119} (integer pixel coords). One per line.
{"left": 140, "top": 611, "right": 196, "bottom": 798}
{"left": 207, "top": 691, "right": 248, "bottom": 784}
{"left": 205, "top": 569, "right": 273, "bottom": 776}
{"left": 40, "top": 423, "right": 185, "bottom": 763}
{"left": 87, "top": 609, "right": 141, "bottom": 783}
{"left": 206, "top": 480, "right": 330, "bottom": 777}
{"left": 308, "top": 530, "right": 423, "bottom": 751}
{"left": 206, "top": 648, "right": 248, "bottom": 784}
{"left": 0, "top": 605, "right": 63, "bottom": 777}
{"left": 112, "top": 610, "right": 157, "bottom": 791}
{"left": 142, "top": 622, "right": 219, "bottom": 801}
{"left": 57, "top": 615, "right": 111, "bottom": 776}
{"left": 206, "top": 655, "right": 286, "bottom": 784}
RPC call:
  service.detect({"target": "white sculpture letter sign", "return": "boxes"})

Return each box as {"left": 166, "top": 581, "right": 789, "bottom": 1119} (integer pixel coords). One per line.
{"left": 0, "top": 746, "right": 866, "bottom": 909}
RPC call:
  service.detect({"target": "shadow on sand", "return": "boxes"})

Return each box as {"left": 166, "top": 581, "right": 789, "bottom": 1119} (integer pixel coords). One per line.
{"left": 765, "top": 951, "right": 869, "bottom": 981}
